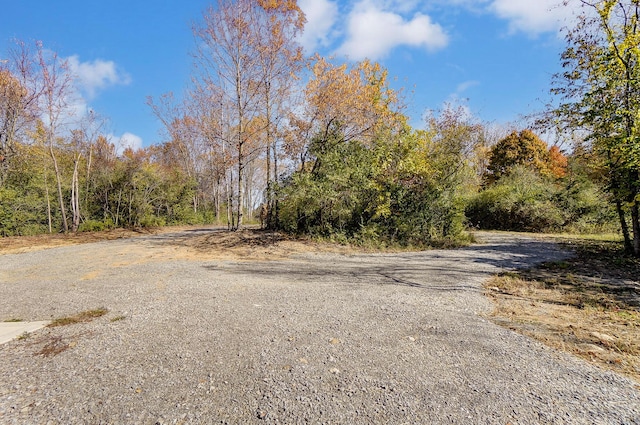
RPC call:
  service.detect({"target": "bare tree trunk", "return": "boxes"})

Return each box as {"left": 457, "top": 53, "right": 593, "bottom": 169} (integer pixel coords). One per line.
{"left": 235, "top": 65, "right": 244, "bottom": 231}
{"left": 237, "top": 149, "right": 244, "bottom": 230}
{"left": 49, "top": 142, "right": 68, "bottom": 232}
{"left": 85, "top": 145, "right": 92, "bottom": 213}
{"left": 226, "top": 169, "right": 233, "bottom": 230}
{"left": 44, "top": 171, "right": 52, "bottom": 233}
{"left": 71, "top": 155, "right": 80, "bottom": 232}
{"left": 272, "top": 138, "right": 280, "bottom": 228}
{"left": 215, "top": 175, "right": 221, "bottom": 223}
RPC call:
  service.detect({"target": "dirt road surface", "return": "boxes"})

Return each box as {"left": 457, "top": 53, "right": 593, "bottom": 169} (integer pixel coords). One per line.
{"left": 0, "top": 228, "right": 638, "bottom": 424}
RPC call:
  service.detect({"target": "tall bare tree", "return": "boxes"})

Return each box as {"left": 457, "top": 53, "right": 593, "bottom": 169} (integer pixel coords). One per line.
{"left": 193, "top": 0, "right": 264, "bottom": 230}
{"left": 254, "top": 0, "right": 305, "bottom": 227}
{"left": 191, "top": 0, "right": 305, "bottom": 230}
{"left": 36, "top": 42, "right": 76, "bottom": 233}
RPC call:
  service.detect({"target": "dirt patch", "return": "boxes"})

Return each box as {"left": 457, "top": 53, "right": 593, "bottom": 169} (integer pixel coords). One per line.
{"left": 485, "top": 237, "right": 640, "bottom": 382}
{"left": 166, "top": 228, "right": 359, "bottom": 261}
{"left": 0, "top": 228, "right": 160, "bottom": 254}
{"left": 0, "top": 226, "right": 358, "bottom": 260}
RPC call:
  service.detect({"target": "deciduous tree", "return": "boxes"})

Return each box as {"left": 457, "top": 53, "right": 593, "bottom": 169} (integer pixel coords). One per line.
{"left": 193, "top": 0, "right": 265, "bottom": 230}
{"left": 485, "top": 130, "right": 561, "bottom": 183}
{"left": 549, "top": 0, "right": 640, "bottom": 255}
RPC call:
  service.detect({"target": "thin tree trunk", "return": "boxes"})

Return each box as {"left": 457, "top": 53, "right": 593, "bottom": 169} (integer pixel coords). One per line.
{"left": 632, "top": 200, "right": 640, "bottom": 258}
{"left": 272, "top": 138, "right": 279, "bottom": 229}
{"left": 49, "top": 142, "right": 68, "bottom": 232}
{"left": 226, "top": 169, "right": 233, "bottom": 230}
{"left": 266, "top": 141, "right": 272, "bottom": 228}
{"left": 237, "top": 150, "right": 244, "bottom": 230}
{"left": 265, "top": 84, "right": 273, "bottom": 229}
{"left": 215, "top": 174, "right": 221, "bottom": 223}
{"left": 44, "top": 171, "right": 52, "bottom": 234}
{"left": 71, "top": 156, "right": 80, "bottom": 232}
{"left": 84, "top": 145, "right": 92, "bottom": 214}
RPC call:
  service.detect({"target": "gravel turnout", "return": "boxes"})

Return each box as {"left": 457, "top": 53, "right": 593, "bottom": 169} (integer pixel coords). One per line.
{"left": 0, "top": 229, "right": 639, "bottom": 424}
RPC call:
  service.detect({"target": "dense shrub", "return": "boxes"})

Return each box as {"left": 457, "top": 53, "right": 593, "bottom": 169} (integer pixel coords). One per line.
{"left": 467, "top": 165, "right": 617, "bottom": 233}
{"left": 277, "top": 126, "right": 471, "bottom": 247}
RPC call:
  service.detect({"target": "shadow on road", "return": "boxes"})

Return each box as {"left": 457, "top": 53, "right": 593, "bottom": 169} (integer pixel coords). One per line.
{"left": 207, "top": 235, "right": 570, "bottom": 292}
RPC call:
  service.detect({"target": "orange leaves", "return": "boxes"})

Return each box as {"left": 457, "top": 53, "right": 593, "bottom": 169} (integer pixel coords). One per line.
{"left": 256, "top": 0, "right": 306, "bottom": 30}
{"left": 486, "top": 129, "right": 568, "bottom": 182}
{"left": 548, "top": 145, "right": 568, "bottom": 179}
{"left": 303, "top": 56, "right": 406, "bottom": 147}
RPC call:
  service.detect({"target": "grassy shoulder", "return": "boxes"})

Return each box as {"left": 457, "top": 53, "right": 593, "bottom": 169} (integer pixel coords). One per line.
{"left": 485, "top": 235, "right": 640, "bottom": 382}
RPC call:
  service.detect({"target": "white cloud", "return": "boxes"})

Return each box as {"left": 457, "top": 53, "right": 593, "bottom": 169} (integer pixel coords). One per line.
{"left": 489, "top": 0, "right": 578, "bottom": 35}
{"left": 110, "top": 132, "right": 143, "bottom": 156}
{"left": 298, "top": 0, "right": 339, "bottom": 52}
{"left": 456, "top": 80, "right": 479, "bottom": 94}
{"left": 337, "top": 1, "right": 449, "bottom": 60}
{"left": 66, "top": 55, "right": 131, "bottom": 99}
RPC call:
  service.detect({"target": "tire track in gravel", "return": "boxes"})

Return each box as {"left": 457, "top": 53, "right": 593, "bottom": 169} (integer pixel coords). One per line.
{"left": 0, "top": 230, "right": 638, "bottom": 424}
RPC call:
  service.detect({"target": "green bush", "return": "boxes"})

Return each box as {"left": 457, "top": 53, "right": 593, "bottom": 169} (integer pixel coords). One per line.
{"left": 139, "top": 215, "right": 166, "bottom": 228}
{"left": 79, "top": 219, "right": 110, "bottom": 233}
{"left": 467, "top": 165, "right": 618, "bottom": 233}
{"left": 466, "top": 166, "right": 565, "bottom": 232}
{"left": 277, "top": 127, "right": 471, "bottom": 247}
{"left": 0, "top": 187, "right": 49, "bottom": 236}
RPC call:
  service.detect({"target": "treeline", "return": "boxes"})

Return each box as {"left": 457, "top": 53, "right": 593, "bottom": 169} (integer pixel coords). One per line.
{"left": 0, "top": 0, "right": 633, "bottom": 254}
{"left": 0, "top": 134, "right": 212, "bottom": 235}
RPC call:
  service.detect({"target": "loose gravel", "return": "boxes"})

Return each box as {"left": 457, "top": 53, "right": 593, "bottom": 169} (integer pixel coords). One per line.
{"left": 0, "top": 230, "right": 638, "bottom": 424}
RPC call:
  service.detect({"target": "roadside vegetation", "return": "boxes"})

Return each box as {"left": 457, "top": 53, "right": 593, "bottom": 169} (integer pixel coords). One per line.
{"left": 2, "top": 0, "right": 638, "bottom": 255}
{"left": 486, "top": 235, "right": 640, "bottom": 382}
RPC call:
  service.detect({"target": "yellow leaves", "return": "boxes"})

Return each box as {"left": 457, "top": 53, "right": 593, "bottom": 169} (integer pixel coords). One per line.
{"left": 304, "top": 55, "right": 407, "bottom": 146}
{"left": 400, "top": 131, "right": 436, "bottom": 177}
{"left": 373, "top": 192, "right": 392, "bottom": 219}
{"left": 0, "top": 69, "right": 27, "bottom": 100}
{"left": 256, "top": 0, "right": 306, "bottom": 31}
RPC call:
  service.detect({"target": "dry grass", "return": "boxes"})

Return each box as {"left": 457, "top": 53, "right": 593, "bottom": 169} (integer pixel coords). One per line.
{"left": 485, "top": 238, "right": 640, "bottom": 382}
{"left": 0, "top": 225, "right": 360, "bottom": 260}
{"left": 177, "top": 228, "right": 360, "bottom": 260}
{"left": 35, "top": 335, "right": 70, "bottom": 357}
{"left": 48, "top": 308, "right": 109, "bottom": 328}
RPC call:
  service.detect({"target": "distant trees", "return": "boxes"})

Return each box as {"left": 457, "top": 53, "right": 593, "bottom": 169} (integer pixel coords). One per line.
{"left": 0, "top": 39, "right": 209, "bottom": 236}
{"left": 0, "top": 1, "right": 626, "bottom": 248}
{"left": 189, "top": 0, "right": 305, "bottom": 230}
{"left": 467, "top": 128, "right": 614, "bottom": 233}
{"left": 484, "top": 130, "right": 567, "bottom": 183}
{"left": 0, "top": 41, "right": 40, "bottom": 187}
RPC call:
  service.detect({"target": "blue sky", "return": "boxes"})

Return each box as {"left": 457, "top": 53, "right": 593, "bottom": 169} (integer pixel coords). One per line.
{"left": 0, "top": 0, "right": 580, "bottom": 150}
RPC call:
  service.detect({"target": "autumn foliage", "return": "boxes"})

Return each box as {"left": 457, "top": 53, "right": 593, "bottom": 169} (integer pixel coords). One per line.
{"left": 485, "top": 130, "right": 567, "bottom": 183}
{"left": 0, "top": 0, "right": 622, "bottom": 246}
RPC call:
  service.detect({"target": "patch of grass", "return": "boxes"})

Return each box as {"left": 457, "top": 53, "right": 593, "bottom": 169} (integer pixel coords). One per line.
{"left": 16, "top": 331, "right": 30, "bottom": 340}
{"left": 3, "top": 318, "right": 24, "bottom": 322}
{"left": 48, "top": 308, "right": 108, "bottom": 328}
{"left": 110, "top": 315, "right": 126, "bottom": 322}
{"left": 485, "top": 236, "right": 640, "bottom": 382}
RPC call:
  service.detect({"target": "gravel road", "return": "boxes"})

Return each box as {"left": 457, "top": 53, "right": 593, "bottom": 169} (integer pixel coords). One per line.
{"left": 0, "top": 229, "right": 638, "bottom": 424}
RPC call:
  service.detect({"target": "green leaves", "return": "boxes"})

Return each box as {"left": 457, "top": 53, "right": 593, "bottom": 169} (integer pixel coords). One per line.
{"left": 548, "top": 0, "right": 640, "bottom": 254}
